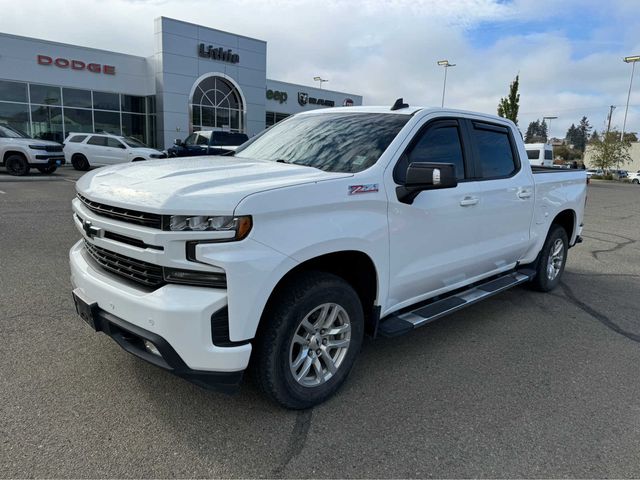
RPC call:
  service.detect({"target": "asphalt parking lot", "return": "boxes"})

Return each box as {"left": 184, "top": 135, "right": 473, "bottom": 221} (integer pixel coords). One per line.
{"left": 1, "top": 168, "right": 639, "bottom": 478}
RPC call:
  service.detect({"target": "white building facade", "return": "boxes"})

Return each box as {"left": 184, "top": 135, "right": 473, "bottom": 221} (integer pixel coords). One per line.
{"left": 0, "top": 17, "right": 362, "bottom": 148}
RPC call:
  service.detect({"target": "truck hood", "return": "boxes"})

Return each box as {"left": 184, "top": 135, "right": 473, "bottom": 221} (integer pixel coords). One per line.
{"left": 76, "top": 156, "right": 351, "bottom": 214}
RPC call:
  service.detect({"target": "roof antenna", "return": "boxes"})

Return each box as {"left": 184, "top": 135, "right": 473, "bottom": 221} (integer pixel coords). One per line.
{"left": 390, "top": 98, "right": 409, "bottom": 111}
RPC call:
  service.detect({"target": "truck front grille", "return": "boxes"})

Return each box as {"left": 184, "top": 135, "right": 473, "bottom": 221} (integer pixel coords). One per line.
{"left": 77, "top": 194, "right": 162, "bottom": 229}
{"left": 45, "top": 145, "right": 63, "bottom": 152}
{"left": 83, "top": 240, "right": 165, "bottom": 288}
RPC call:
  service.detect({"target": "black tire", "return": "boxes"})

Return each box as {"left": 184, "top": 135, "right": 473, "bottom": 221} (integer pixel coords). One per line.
{"left": 253, "top": 271, "right": 364, "bottom": 409}
{"left": 36, "top": 165, "right": 57, "bottom": 175}
{"left": 71, "top": 154, "right": 90, "bottom": 171}
{"left": 530, "top": 225, "right": 569, "bottom": 292}
{"left": 633, "top": 179, "right": 639, "bottom": 185}
{"left": 5, "top": 154, "right": 30, "bottom": 176}
{"left": 132, "top": 157, "right": 146, "bottom": 162}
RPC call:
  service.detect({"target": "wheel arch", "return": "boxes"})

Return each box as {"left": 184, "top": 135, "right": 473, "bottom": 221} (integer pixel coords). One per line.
{"left": 258, "top": 250, "right": 380, "bottom": 337}
{"left": 2, "top": 150, "right": 27, "bottom": 165}
{"left": 551, "top": 209, "right": 576, "bottom": 243}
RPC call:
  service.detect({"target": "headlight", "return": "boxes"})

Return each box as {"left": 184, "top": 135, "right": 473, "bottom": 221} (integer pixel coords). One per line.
{"left": 29, "top": 145, "right": 47, "bottom": 150}
{"left": 166, "top": 215, "right": 252, "bottom": 238}
{"left": 163, "top": 267, "right": 226, "bottom": 288}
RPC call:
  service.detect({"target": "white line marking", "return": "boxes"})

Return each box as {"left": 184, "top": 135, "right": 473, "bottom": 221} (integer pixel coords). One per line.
{"left": 63, "top": 179, "right": 77, "bottom": 183}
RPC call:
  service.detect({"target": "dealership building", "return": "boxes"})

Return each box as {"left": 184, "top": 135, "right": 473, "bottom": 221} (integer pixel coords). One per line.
{"left": 0, "top": 17, "right": 362, "bottom": 148}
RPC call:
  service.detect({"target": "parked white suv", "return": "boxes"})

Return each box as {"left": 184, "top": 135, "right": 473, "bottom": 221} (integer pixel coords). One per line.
{"left": 0, "top": 124, "right": 65, "bottom": 176}
{"left": 64, "top": 133, "right": 166, "bottom": 171}
{"left": 629, "top": 170, "right": 640, "bottom": 184}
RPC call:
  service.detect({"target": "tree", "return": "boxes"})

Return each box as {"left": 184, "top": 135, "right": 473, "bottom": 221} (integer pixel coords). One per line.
{"left": 497, "top": 75, "right": 520, "bottom": 125}
{"left": 525, "top": 119, "right": 547, "bottom": 143}
{"left": 605, "top": 130, "right": 637, "bottom": 142}
{"left": 575, "top": 116, "right": 591, "bottom": 153}
{"left": 589, "top": 130, "right": 600, "bottom": 143}
{"left": 565, "top": 124, "right": 578, "bottom": 147}
{"left": 589, "top": 131, "right": 632, "bottom": 171}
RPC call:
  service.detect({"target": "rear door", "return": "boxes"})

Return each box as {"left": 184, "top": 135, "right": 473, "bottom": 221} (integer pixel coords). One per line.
{"left": 464, "top": 119, "right": 534, "bottom": 270}
{"left": 85, "top": 135, "right": 108, "bottom": 165}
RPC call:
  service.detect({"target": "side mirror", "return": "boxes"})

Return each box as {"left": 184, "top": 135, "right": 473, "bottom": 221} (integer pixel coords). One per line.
{"left": 397, "top": 162, "right": 457, "bottom": 204}
{"left": 174, "top": 138, "right": 183, "bottom": 146}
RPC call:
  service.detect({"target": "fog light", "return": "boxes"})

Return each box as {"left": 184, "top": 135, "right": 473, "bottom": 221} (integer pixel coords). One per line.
{"left": 143, "top": 340, "right": 161, "bottom": 357}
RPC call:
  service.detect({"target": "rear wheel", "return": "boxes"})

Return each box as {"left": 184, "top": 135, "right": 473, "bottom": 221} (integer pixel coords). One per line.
{"left": 5, "top": 154, "right": 30, "bottom": 176}
{"left": 36, "top": 165, "right": 57, "bottom": 175}
{"left": 253, "top": 271, "right": 364, "bottom": 409}
{"left": 71, "top": 154, "right": 90, "bottom": 171}
{"left": 530, "top": 225, "right": 568, "bottom": 292}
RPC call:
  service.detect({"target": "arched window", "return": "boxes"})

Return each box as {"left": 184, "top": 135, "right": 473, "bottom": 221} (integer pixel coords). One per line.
{"left": 190, "top": 75, "right": 244, "bottom": 132}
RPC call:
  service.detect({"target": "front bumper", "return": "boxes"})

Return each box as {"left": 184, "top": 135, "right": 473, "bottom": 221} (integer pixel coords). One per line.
{"left": 72, "top": 288, "right": 243, "bottom": 393}
{"left": 30, "top": 155, "right": 65, "bottom": 166}
{"left": 69, "top": 240, "right": 252, "bottom": 388}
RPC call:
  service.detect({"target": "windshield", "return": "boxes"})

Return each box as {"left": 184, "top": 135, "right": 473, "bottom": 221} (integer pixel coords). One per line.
{"left": 235, "top": 112, "right": 410, "bottom": 173}
{"left": 122, "top": 136, "right": 148, "bottom": 148}
{"left": 0, "top": 125, "right": 29, "bottom": 138}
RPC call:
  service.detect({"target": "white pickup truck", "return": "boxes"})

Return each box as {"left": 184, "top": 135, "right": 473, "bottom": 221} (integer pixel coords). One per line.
{"left": 69, "top": 102, "right": 587, "bottom": 408}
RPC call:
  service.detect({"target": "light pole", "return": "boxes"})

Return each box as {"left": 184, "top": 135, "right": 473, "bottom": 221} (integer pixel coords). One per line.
{"left": 543, "top": 116, "right": 557, "bottom": 143}
{"left": 437, "top": 60, "right": 456, "bottom": 108}
{"left": 621, "top": 55, "right": 640, "bottom": 141}
{"left": 313, "top": 76, "right": 328, "bottom": 89}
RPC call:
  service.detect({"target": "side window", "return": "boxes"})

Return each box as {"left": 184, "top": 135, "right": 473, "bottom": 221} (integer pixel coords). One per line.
{"left": 87, "top": 136, "right": 107, "bottom": 147}
{"left": 196, "top": 134, "right": 209, "bottom": 146}
{"left": 544, "top": 149, "right": 553, "bottom": 160}
{"left": 68, "top": 135, "right": 87, "bottom": 143}
{"left": 471, "top": 123, "right": 518, "bottom": 179}
{"left": 106, "top": 138, "right": 125, "bottom": 149}
{"left": 395, "top": 123, "right": 465, "bottom": 183}
{"left": 526, "top": 150, "right": 539, "bottom": 160}
{"left": 184, "top": 133, "right": 197, "bottom": 146}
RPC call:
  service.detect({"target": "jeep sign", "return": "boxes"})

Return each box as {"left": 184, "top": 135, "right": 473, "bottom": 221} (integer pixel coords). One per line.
{"left": 266, "top": 89, "right": 288, "bottom": 103}
{"left": 37, "top": 55, "right": 115, "bottom": 75}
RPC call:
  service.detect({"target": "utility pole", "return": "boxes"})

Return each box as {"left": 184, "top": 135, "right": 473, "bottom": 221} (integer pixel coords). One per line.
{"left": 606, "top": 105, "right": 616, "bottom": 135}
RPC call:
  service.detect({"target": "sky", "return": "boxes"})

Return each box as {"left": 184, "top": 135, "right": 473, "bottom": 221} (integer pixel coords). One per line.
{"left": 1, "top": 0, "right": 639, "bottom": 138}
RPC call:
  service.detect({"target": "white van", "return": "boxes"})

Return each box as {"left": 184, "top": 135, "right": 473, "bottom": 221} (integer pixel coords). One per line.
{"left": 525, "top": 143, "right": 554, "bottom": 167}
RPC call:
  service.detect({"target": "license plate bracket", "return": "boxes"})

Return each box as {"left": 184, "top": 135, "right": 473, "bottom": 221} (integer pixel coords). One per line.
{"left": 72, "top": 290, "right": 100, "bottom": 331}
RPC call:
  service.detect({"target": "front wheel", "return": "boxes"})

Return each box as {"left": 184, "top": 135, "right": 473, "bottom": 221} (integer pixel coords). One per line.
{"left": 253, "top": 272, "right": 364, "bottom": 409}
{"left": 37, "top": 165, "right": 57, "bottom": 175}
{"left": 633, "top": 179, "right": 639, "bottom": 185}
{"left": 530, "top": 225, "right": 568, "bottom": 292}
{"left": 71, "top": 154, "right": 90, "bottom": 171}
{"left": 5, "top": 154, "right": 30, "bottom": 176}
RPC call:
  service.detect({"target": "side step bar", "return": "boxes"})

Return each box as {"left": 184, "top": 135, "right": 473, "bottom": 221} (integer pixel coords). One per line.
{"left": 377, "top": 269, "right": 535, "bottom": 338}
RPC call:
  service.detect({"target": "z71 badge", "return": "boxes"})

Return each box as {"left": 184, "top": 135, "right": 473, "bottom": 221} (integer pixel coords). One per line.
{"left": 349, "top": 184, "right": 379, "bottom": 195}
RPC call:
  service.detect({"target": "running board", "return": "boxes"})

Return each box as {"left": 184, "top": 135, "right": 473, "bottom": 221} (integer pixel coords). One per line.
{"left": 377, "top": 270, "right": 535, "bottom": 338}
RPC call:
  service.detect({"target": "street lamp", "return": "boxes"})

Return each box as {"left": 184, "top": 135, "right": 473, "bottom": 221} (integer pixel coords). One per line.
{"left": 543, "top": 116, "right": 557, "bottom": 143}
{"left": 437, "top": 60, "right": 456, "bottom": 108}
{"left": 313, "top": 76, "right": 328, "bottom": 89}
{"left": 621, "top": 55, "right": 640, "bottom": 141}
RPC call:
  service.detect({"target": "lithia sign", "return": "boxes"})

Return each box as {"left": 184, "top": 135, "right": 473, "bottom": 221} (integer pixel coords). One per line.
{"left": 198, "top": 43, "right": 240, "bottom": 64}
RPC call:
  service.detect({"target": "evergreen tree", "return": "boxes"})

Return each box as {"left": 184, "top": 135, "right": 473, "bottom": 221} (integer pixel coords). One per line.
{"left": 524, "top": 119, "right": 547, "bottom": 143}
{"left": 575, "top": 116, "right": 591, "bottom": 153}
{"left": 497, "top": 75, "right": 520, "bottom": 125}
{"left": 589, "top": 130, "right": 600, "bottom": 143}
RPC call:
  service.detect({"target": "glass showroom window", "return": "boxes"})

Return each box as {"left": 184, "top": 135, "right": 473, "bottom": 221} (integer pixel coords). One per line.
{"left": 0, "top": 102, "right": 30, "bottom": 136}
{"left": 191, "top": 76, "right": 244, "bottom": 132}
{"left": 31, "top": 105, "right": 64, "bottom": 142}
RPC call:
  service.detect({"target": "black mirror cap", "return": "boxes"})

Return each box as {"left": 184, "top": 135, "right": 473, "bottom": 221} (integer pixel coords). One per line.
{"left": 397, "top": 162, "right": 458, "bottom": 204}
{"left": 174, "top": 138, "right": 183, "bottom": 146}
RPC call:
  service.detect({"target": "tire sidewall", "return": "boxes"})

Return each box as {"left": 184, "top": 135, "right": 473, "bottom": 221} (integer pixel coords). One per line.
{"left": 37, "top": 165, "right": 57, "bottom": 174}
{"left": 6, "top": 154, "right": 29, "bottom": 176}
{"left": 72, "top": 154, "right": 89, "bottom": 171}
{"left": 266, "top": 275, "right": 364, "bottom": 408}
{"left": 536, "top": 226, "right": 568, "bottom": 291}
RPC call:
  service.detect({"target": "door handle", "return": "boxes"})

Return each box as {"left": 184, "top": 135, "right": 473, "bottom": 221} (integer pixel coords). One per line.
{"left": 459, "top": 196, "right": 479, "bottom": 206}
{"left": 517, "top": 190, "right": 532, "bottom": 199}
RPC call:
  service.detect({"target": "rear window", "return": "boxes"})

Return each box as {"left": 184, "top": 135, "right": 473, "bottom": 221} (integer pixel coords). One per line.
{"left": 471, "top": 123, "right": 518, "bottom": 179}
{"left": 87, "top": 136, "right": 107, "bottom": 146}
{"left": 68, "top": 135, "right": 87, "bottom": 143}
{"left": 526, "top": 150, "right": 540, "bottom": 160}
